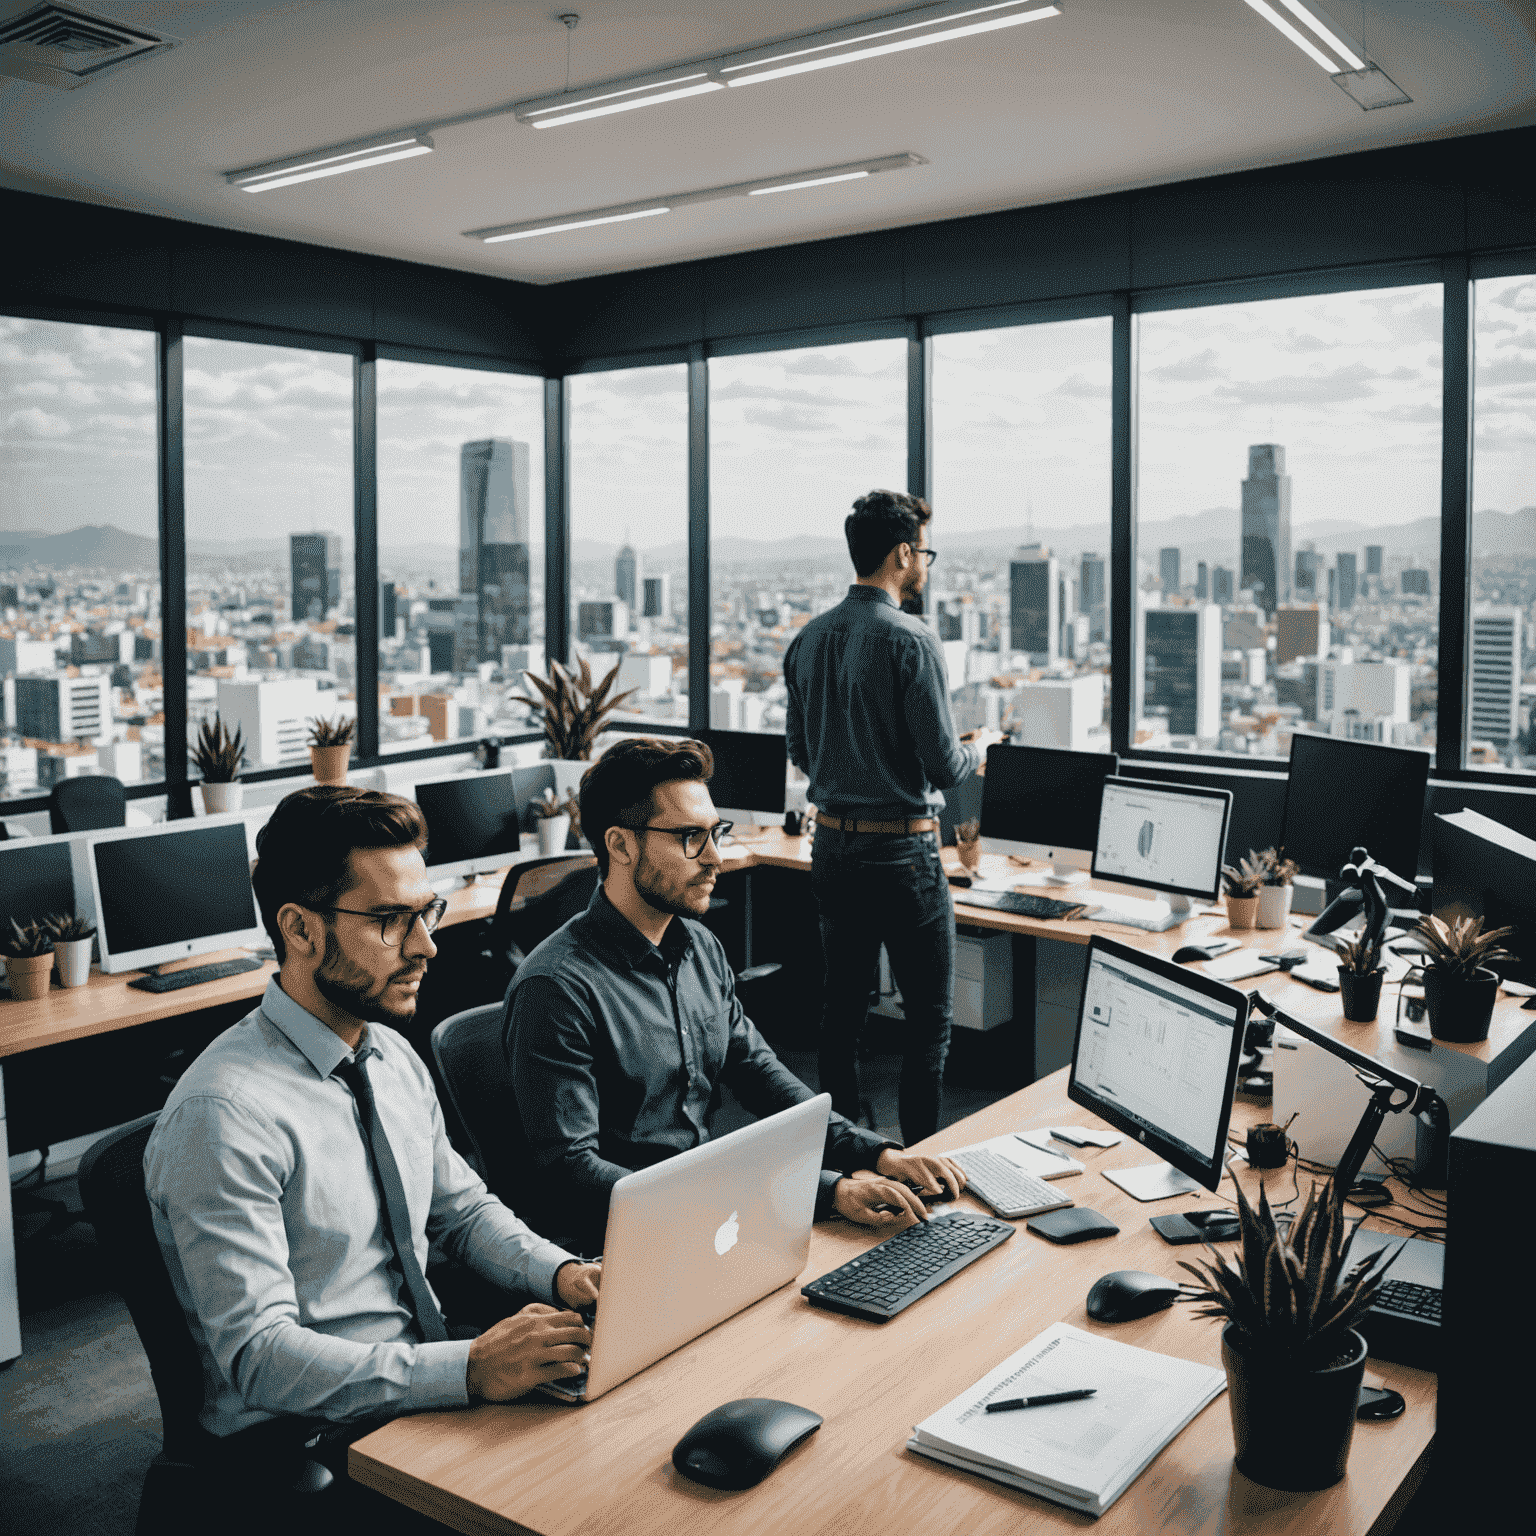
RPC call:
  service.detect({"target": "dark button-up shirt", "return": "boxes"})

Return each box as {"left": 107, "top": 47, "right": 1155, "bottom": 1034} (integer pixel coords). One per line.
{"left": 504, "top": 888, "right": 894, "bottom": 1246}
{"left": 784, "top": 584, "right": 979, "bottom": 819}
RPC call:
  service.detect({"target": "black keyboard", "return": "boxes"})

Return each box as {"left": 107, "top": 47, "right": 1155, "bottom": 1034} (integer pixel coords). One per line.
{"left": 129, "top": 957, "right": 265, "bottom": 993}
{"left": 802, "top": 1212, "right": 1014, "bottom": 1322}
{"left": 1374, "top": 1280, "right": 1442, "bottom": 1323}
{"left": 957, "top": 888, "right": 1088, "bottom": 920}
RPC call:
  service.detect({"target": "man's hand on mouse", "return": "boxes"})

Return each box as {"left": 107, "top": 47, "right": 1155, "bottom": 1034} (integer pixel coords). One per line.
{"left": 465, "top": 1303, "right": 593, "bottom": 1401}
{"left": 833, "top": 1173, "right": 929, "bottom": 1228}
{"left": 874, "top": 1148, "right": 966, "bottom": 1201}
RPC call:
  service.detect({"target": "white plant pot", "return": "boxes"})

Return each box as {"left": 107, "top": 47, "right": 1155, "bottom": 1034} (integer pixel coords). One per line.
{"left": 537, "top": 815, "right": 571, "bottom": 856}
{"left": 1257, "top": 883, "right": 1294, "bottom": 929}
{"left": 53, "top": 937, "right": 94, "bottom": 989}
{"left": 200, "top": 781, "right": 243, "bottom": 814}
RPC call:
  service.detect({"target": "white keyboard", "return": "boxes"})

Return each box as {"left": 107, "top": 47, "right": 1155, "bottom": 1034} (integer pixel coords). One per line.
{"left": 1088, "top": 893, "right": 1181, "bottom": 932}
{"left": 953, "top": 1149, "right": 1074, "bottom": 1220}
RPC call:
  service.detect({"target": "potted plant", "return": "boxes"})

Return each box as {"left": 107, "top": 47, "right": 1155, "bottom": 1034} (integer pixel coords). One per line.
{"left": 1221, "top": 853, "right": 1266, "bottom": 930}
{"left": 510, "top": 658, "right": 638, "bottom": 762}
{"left": 1180, "top": 1176, "right": 1396, "bottom": 1491}
{"left": 308, "top": 714, "right": 356, "bottom": 785}
{"left": 532, "top": 787, "right": 571, "bottom": 857}
{"left": 954, "top": 817, "right": 983, "bottom": 873}
{"left": 192, "top": 713, "right": 245, "bottom": 813}
{"left": 44, "top": 913, "right": 96, "bottom": 990}
{"left": 1256, "top": 847, "right": 1299, "bottom": 930}
{"left": 3, "top": 918, "right": 56, "bottom": 1001}
{"left": 1409, "top": 913, "right": 1517, "bottom": 1044}
{"left": 1336, "top": 930, "right": 1385, "bottom": 1023}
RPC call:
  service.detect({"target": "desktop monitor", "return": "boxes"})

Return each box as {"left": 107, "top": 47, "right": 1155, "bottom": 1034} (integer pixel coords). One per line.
{"left": 1280, "top": 734, "right": 1430, "bottom": 885}
{"left": 0, "top": 838, "right": 75, "bottom": 931}
{"left": 1091, "top": 777, "right": 1232, "bottom": 920}
{"left": 698, "top": 728, "right": 787, "bottom": 828}
{"left": 1068, "top": 935, "right": 1250, "bottom": 1200}
{"left": 414, "top": 768, "right": 526, "bottom": 882}
{"left": 979, "top": 745, "right": 1120, "bottom": 884}
{"left": 87, "top": 821, "right": 266, "bottom": 974}
{"left": 1432, "top": 808, "right": 1536, "bottom": 987}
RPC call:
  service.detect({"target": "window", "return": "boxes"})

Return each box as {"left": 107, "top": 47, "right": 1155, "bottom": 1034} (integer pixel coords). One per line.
{"left": 567, "top": 364, "right": 688, "bottom": 725}
{"left": 708, "top": 338, "right": 906, "bottom": 733}
{"left": 932, "top": 317, "right": 1113, "bottom": 751}
{"left": 1469, "top": 272, "right": 1535, "bottom": 773}
{"left": 377, "top": 360, "right": 545, "bottom": 753}
{"left": 1, "top": 317, "right": 161, "bottom": 794}
{"left": 1135, "top": 284, "right": 1443, "bottom": 760}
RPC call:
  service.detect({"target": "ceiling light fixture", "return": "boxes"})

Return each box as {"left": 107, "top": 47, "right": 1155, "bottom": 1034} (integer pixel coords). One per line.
{"left": 1275, "top": 0, "right": 1363, "bottom": 69}
{"left": 467, "top": 154, "right": 924, "bottom": 245}
{"left": 1241, "top": 0, "right": 1344, "bottom": 71}
{"left": 226, "top": 133, "right": 433, "bottom": 193}
{"left": 1240, "top": 0, "right": 1410, "bottom": 110}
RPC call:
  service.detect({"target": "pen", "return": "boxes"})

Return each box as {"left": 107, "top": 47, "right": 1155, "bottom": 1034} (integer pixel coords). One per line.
{"left": 985, "top": 1389, "right": 1096, "bottom": 1413}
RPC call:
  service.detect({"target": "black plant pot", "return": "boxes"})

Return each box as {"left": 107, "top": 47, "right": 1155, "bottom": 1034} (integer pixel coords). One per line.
{"left": 1424, "top": 966, "right": 1499, "bottom": 1043}
{"left": 1221, "top": 1325, "right": 1367, "bottom": 1491}
{"left": 1338, "top": 966, "right": 1385, "bottom": 1023}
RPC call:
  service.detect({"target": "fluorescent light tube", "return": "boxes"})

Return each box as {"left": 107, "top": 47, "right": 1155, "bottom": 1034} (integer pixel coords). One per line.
{"left": 1241, "top": 0, "right": 1343, "bottom": 71}
{"left": 1277, "top": 0, "right": 1364, "bottom": 70}
{"left": 748, "top": 171, "right": 871, "bottom": 195}
{"left": 228, "top": 135, "right": 434, "bottom": 192}
{"left": 526, "top": 80, "right": 723, "bottom": 129}
{"left": 481, "top": 207, "right": 671, "bottom": 244}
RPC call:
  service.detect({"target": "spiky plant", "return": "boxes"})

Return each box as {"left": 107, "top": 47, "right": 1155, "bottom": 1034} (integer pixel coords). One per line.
{"left": 191, "top": 713, "right": 245, "bottom": 783}
{"left": 43, "top": 913, "right": 96, "bottom": 944}
{"left": 1259, "top": 847, "right": 1300, "bottom": 887}
{"left": 307, "top": 714, "right": 356, "bottom": 748}
{"left": 1336, "top": 931, "right": 1383, "bottom": 977}
{"left": 510, "top": 659, "right": 638, "bottom": 761}
{"left": 1222, "top": 852, "right": 1268, "bottom": 898}
{"left": 2, "top": 918, "right": 54, "bottom": 959}
{"left": 1180, "top": 1177, "right": 1397, "bottom": 1369}
{"left": 531, "top": 787, "right": 567, "bottom": 820}
{"left": 1409, "top": 914, "right": 1517, "bottom": 983}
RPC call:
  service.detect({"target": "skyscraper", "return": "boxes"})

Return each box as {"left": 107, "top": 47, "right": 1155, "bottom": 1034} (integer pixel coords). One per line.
{"left": 642, "top": 574, "right": 670, "bottom": 619}
{"left": 615, "top": 543, "right": 639, "bottom": 609}
{"left": 1141, "top": 605, "right": 1220, "bottom": 741}
{"left": 1469, "top": 607, "right": 1522, "bottom": 746}
{"left": 1365, "top": 545, "right": 1383, "bottom": 576}
{"left": 1009, "top": 548, "right": 1058, "bottom": 662}
{"left": 290, "top": 532, "right": 342, "bottom": 622}
{"left": 1336, "top": 552, "right": 1357, "bottom": 609}
{"left": 1294, "top": 546, "right": 1322, "bottom": 595}
{"left": 1212, "top": 565, "right": 1234, "bottom": 604}
{"left": 380, "top": 581, "right": 398, "bottom": 641}
{"left": 1196, "top": 561, "right": 1209, "bottom": 600}
{"left": 460, "top": 439, "right": 531, "bottom": 669}
{"left": 1159, "top": 547, "right": 1180, "bottom": 594}
{"left": 1240, "top": 443, "right": 1292, "bottom": 615}
{"left": 1080, "top": 552, "right": 1106, "bottom": 641}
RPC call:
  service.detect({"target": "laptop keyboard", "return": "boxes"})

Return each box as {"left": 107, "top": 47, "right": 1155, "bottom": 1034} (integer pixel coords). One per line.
{"left": 952, "top": 1149, "right": 1073, "bottom": 1220}
{"left": 802, "top": 1212, "right": 1014, "bottom": 1322}
{"left": 1375, "top": 1280, "right": 1442, "bottom": 1322}
{"left": 957, "top": 888, "right": 1088, "bottom": 920}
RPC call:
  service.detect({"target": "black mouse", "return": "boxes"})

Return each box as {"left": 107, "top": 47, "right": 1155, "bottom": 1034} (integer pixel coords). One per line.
{"left": 1172, "top": 945, "right": 1210, "bottom": 964}
{"left": 1086, "top": 1270, "right": 1183, "bottom": 1323}
{"left": 672, "top": 1398, "right": 823, "bottom": 1490}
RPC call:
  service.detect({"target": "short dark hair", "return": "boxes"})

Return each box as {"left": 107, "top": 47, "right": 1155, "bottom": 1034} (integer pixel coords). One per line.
{"left": 845, "top": 489, "right": 932, "bottom": 578}
{"left": 579, "top": 737, "right": 714, "bottom": 878}
{"left": 252, "top": 785, "right": 427, "bottom": 961}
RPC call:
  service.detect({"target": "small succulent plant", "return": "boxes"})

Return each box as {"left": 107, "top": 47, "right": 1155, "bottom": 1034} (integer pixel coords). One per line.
{"left": 1222, "top": 852, "right": 1268, "bottom": 899}
{"left": 532, "top": 787, "right": 569, "bottom": 820}
{"left": 307, "top": 714, "right": 356, "bottom": 748}
{"left": 1336, "top": 931, "right": 1384, "bottom": 977}
{"left": 191, "top": 713, "right": 245, "bottom": 783}
{"left": 2, "top": 917, "right": 54, "bottom": 959}
{"left": 43, "top": 913, "right": 96, "bottom": 944}
{"left": 1408, "top": 913, "right": 1517, "bottom": 983}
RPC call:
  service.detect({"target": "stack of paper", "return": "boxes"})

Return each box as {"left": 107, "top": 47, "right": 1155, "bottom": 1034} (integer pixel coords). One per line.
{"left": 906, "top": 1322, "right": 1225, "bottom": 1516}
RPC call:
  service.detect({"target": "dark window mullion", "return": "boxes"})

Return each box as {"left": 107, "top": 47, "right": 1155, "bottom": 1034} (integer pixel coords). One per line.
{"left": 544, "top": 376, "right": 570, "bottom": 668}
{"left": 157, "top": 320, "right": 190, "bottom": 817}
{"left": 688, "top": 350, "right": 710, "bottom": 734}
{"left": 1438, "top": 257, "right": 1472, "bottom": 776}
{"left": 354, "top": 347, "right": 379, "bottom": 760}
{"left": 1109, "top": 295, "right": 1135, "bottom": 759}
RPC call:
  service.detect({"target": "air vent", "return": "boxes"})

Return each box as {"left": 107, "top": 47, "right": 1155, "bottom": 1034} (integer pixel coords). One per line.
{"left": 0, "top": 2, "right": 178, "bottom": 89}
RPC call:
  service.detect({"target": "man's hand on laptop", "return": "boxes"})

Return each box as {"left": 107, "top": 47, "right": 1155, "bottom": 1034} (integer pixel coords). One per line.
{"left": 465, "top": 1304, "right": 593, "bottom": 1401}
{"left": 555, "top": 1260, "right": 602, "bottom": 1309}
{"left": 875, "top": 1148, "right": 967, "bottom": 1202}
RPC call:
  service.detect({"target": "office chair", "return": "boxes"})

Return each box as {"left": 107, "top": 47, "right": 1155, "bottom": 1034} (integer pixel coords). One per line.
{"left": 488, "top": 855, "right": 600, "bottom": 976}
{"left": 78, "top": 1115, "right": 336, "bottom": 1536}
{"left": 48, "top": 773, "right": 127, "bottom": 834}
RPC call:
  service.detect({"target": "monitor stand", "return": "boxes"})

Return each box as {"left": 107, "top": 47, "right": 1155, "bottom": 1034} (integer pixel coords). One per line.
{"left": 1016, "top": 861, "right": 1090, "bottom": 887}
{"left": 1103, "top": 1163, "right": 1203, "bottom": 1202}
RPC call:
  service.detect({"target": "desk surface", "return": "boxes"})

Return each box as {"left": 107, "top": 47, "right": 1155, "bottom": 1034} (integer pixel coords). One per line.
{"left": 349, "top": 1072, "right": 1435, "bottom": 1536}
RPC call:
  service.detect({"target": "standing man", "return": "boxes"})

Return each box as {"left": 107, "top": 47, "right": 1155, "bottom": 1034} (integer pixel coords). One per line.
{"left": 785, "top": 490, "right": 1002, "bottom": 1143}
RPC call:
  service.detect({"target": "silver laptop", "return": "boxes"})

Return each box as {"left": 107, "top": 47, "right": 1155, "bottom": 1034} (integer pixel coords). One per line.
{"left": 543, "top": 1093, "right": 831, "bottom": 1403}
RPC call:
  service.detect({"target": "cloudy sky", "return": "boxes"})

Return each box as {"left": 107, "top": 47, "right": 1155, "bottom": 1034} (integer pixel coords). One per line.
{"left": 1471, "top": 272, "right": 1536, "bottom": 526}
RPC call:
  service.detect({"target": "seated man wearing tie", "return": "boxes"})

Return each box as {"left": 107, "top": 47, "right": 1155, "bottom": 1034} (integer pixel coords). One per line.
{"left": 503, "top": 738, "right": 965, "bottom": 1259}
{"left": 145, "top": 786, "right": 600, "bottom": 1507}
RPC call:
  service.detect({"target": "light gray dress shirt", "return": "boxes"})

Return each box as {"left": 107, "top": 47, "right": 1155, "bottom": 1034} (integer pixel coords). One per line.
{"left": 145, "top": 977, "right": 577, "bottom": 1437}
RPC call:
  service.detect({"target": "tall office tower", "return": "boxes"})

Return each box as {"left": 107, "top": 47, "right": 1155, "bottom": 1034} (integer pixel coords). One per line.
{"left": 1469, "top": 607, "right": 1522, "bottom": 745}
{"left": 1366, "top": 544, "right": 1383, "bottom": 576}
{"left": 1212, "top": 565, "right": 1234, "bottom": 604}
{"left": 381, "top": 581, "right": 399, "bottom": 641}
{"left": 1195, "top": 561, "right": 1209, "bottom": 600}
{"left": 1276, "top": 605, "right": 1325, "bottom": 665}
{"left": 291, "top": 533, "right": 342, "bottom": 622}
{"left": 460, "top": 438, "right": 532, "bottom": 667}
{"left": 615, "top": 542, "right": 640, "bottom": 608}
{"left": 1337, "top": 552, "right": 1357, "bottom": 609}
{"left": 1158, "top": 546, "right": 1180, "bottom": 594}
{"left": 1009, "top": 547, "right": 1059, "bottom": 662}
{"left": 1240, "top": 443, "right": 1292, "bottom": 615}
{"left": 1080, "top": 552, "right": 1107, "bottom": 641}
{"left": 642, "top": 573, "right": 670, "bottom": 619}
{"left": 1140, "top": 605, "right": 1220, "bottom": 741}
{"left": 1401, "top": 568, "right": 1431, "bottom": 596}
{"left": 1326, "top": 568, "right": 1338, "bottom": 609}
{"left": 14, "top": 673, "right": 112, "bottom": 742}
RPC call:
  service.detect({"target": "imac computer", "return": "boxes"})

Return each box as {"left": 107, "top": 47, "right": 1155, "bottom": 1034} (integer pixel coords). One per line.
{"left": 979, "top": 745, "right": 1120, "bottom": 885}
{"left": 1280, "top": 734, "right": 1430, "bottom": 886}
{"left": 697, "top": 728, "right": 787, "bottom": 831}
{"left": 87, "top": 821, "right": 266, "bottom": 974}
{"left": 1069, "top": 934, "right": 1251, "bottom": 1201}
{"left": 1090, "top": 777, "right": 1232, "bottom": 932}
{"left": 414, "top": 768, "right": 526, "bottom": 884}
{"left": 0, "top": 837, "right": 75, "bottom": 930}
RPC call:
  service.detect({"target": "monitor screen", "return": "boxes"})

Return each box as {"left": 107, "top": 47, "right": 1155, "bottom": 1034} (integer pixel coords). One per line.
{"left": 415, "top": 771, "right": 523, "bottom": 869}
{"left": 1432, "top": 808, "right": 1536, "bottom": 987}
{"left": 1067, "top": 936, "right": 1249, "bottom": 1192}
{"left": 698, "top": 729, "right": 786, "bottom": 819}
{"left": 0, "top": 839, "right": 75, "bottom": 930}
{"left": 979, "top": 746, "right": 1119, "bottom": 870}
{"left": 92, "top": 823, "right": 259, "bottom": 961}
{"left": 1280, "top": 735, "right": 1430, "bottom": 884}
{"left": 1092, "top": 777, "right": 1231, "bottom": 901}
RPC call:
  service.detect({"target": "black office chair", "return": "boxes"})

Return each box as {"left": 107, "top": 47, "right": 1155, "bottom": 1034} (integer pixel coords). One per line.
{"left": 78, "top": 1115, "right": 336, "bottom": 1535}
{"left": 48, "top": 774, "right": 127, "bottom": 834}
{"left": 488, "top": 855, "right": 600, "bottom": 976}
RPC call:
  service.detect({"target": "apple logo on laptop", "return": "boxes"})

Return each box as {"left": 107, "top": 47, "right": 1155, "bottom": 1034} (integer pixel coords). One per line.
{"left": 714, "top": 1211, "right": 740, "bottom": 1256}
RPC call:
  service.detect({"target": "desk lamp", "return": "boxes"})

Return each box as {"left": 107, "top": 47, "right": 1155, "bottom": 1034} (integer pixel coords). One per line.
{"left": 1306, "top": 846, "right": 1419, "bottom": 950}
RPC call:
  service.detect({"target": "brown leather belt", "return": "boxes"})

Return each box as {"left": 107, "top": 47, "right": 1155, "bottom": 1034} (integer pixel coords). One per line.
{"left": 815, "top": 813, "right": 938, "bottom": 835}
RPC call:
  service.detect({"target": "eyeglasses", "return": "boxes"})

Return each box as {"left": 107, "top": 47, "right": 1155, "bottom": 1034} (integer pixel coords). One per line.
{"left": 321, "top": 898, "right": 448, "bottom": 947}
{"left": 636, "top": 822, "right": 734, "bottom": 859}
{"left": 904, "top": 543, "right": 937, "bottom": 566}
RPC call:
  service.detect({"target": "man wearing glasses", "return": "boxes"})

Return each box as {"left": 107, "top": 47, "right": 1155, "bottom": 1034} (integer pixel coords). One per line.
{"left": 784, "top": 490, "right": 1003, "bottom": 1144}
{"left": 145, "top": 786, "right": 599, "bottom": 1506}
{"left": 503, "top": 738, "right": 964, "bottom": 1259}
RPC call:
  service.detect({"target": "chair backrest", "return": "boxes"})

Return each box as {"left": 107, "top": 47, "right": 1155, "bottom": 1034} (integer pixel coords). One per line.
{"left": 490, "top": 855, "right": 599, "bottom": 966}
{"left": 49, "top": 774, "right": 127, "bottom": 835}
{"left": 78, "top": 1114, "right": 212, "bottom": 1463}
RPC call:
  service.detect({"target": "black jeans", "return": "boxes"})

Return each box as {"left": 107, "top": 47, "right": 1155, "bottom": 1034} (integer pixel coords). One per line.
{"left": 811, "top": 827, "right": 955, "bottom": 1143}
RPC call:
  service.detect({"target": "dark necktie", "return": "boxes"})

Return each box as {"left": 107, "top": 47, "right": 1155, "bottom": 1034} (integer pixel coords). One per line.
{"left": 333, "top": 1053, "right": 450, "bottom": 1344}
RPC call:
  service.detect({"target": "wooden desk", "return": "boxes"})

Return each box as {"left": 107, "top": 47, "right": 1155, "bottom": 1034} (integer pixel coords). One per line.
{"left": 348, "top": 1073, "right": 1436, "bottom": 1536}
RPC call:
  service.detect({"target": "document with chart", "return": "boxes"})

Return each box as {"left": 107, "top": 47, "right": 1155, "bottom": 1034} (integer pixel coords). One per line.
{"left": 906, "top": 1322, "right": 1225, "bottom": 1515}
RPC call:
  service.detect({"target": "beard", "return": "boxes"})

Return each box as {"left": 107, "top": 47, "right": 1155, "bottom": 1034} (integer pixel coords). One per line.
{"left": 313, "top": 928, "right": 426, "bottom": 1026}
{"left": 634, "top": 846, "right": 716, "bottom": 919}
{"left": 899, "top": 568, "right": 926, "bottom": 607}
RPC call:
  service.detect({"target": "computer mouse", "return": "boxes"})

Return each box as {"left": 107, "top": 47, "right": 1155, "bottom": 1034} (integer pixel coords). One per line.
{"left": 1085, "top": 1270, "right": 1184, "bottom": 1323}
{"left": 1172, "top": 945, "right": 1209, "bottom": 964}
{"left": 672, "top": 1398, "right": 823, "bottom": 1490}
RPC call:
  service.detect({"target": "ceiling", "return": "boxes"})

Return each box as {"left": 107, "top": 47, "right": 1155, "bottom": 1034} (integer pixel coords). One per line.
{"left": 3, "top": 0, "right": 1535, "bottom": 286}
